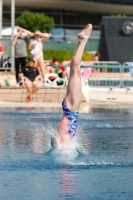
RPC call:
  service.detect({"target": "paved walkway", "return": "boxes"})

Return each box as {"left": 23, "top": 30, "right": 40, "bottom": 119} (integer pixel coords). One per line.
{"left": 89, "top": 88, "right": 133, "bottom": 107}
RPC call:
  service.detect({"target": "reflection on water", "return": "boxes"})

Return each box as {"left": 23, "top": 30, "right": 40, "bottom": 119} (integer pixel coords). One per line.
{"left": 0, "top": 108, "right": 133, "bottom": 200}
{"left": 58, "top": 170, "right": 77, "bottom": 199}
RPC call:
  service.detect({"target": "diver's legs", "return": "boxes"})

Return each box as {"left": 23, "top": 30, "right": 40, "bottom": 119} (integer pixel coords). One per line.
{"left": 66, "top": 24, "right": 92, "bottom": 111}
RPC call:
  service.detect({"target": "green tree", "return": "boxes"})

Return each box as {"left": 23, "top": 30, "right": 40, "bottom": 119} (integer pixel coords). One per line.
{"left": 16, "top": 10, "right": 54, "bottom": 32}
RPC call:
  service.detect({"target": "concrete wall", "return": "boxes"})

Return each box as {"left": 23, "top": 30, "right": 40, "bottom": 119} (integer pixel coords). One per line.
{"left": 0, "top": 87, "right": 66, "bottom": 103}
{"left": 0, "top": 72, "right": 86, "bottom": 103}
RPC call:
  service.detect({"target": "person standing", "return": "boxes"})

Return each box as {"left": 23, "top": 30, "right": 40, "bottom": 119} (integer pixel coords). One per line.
{"left": 28, "top": 30, "right": 50, "bottom": 82}
{"left": 12, "top": 27, "right": 33, "bottom": 86}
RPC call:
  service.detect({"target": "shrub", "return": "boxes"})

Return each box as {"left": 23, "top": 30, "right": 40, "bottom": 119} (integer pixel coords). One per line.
{"left": 43, "top": 50, "right": 93, "bottom": 62}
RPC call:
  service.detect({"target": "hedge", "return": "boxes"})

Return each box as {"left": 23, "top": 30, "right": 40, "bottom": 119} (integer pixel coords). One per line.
{"left": 28, "top": 50, "right": 93, "bottom": 62}
{"left": 43, "top": 50, "right": 93, "bottom": 62}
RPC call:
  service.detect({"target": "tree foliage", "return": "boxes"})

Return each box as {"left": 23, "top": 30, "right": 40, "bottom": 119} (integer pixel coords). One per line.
{"left": 16, "top": 10, "right": 54, "bottom": 32}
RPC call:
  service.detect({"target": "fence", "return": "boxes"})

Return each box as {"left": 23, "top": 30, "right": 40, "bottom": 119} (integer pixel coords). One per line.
{"left": 122, "top": 62, "right": 133, "bottom": 88}
{"left": 1, "top": 52, "right": 133, "bottom": 89}
{"left": 80, "top": 62, "right": 133, "bottom": 89}
{"left": 0, "top": 37, "right": 12, "bottom": 70}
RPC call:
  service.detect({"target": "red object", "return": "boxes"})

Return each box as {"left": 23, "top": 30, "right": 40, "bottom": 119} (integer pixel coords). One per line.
{"left": 58, "top": 65, "right": 65, "bottom": 71}
{"left": 0, "top": 41, "right": 3, "bottom": 54}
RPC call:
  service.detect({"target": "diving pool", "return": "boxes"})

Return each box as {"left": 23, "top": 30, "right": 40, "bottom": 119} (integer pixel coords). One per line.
{"left": 0, "top": 107, "right": 133, "bottom": 200}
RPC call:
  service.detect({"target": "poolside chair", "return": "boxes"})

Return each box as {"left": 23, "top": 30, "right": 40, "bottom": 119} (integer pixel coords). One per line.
{"left": 0, "top": 55, "right": 11, "bottom": 69}
{"left": 41, "top": 73, "right": 66, "bottom": 103}
{"left": 44, "top": 73, "right": 66, "bottom": 88}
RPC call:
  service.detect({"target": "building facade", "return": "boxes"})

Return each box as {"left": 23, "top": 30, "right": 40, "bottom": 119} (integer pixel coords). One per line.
{"left": 2, "top": 0, "right": 133, "bottom": 53}
{"left": 3, "top": 0, "right": 133, "bottom": 28}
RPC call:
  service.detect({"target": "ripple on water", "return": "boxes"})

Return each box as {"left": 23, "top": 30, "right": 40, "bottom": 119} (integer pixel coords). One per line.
{"left": 0, "top": 108, "right": 133, "bottom": 200}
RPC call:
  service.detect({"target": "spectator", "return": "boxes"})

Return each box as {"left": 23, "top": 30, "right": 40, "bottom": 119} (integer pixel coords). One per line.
{"left": 93, "top": 52, "right": 100, "bottom": 72}
{"left": 29, "top": 30, "right": 50, "bottom": 82}
{"left": 12, "top": 27, "right": 33, "bottom": 87}
{"left": 19, "top": 57, "right": 42, "bottom": 103}
{"left": 50, "top": 57, "right": 59, "bottom": 65}
{"left": 93, "top": 52, "right": 100, "bottom": 62}
{"left": 48, "top": 57, "right": 67, "bottom": 79}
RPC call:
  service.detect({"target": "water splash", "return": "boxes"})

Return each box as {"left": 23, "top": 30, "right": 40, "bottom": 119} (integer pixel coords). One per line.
{"left": 27, "top": 116, "right": 88, "bottom": 160}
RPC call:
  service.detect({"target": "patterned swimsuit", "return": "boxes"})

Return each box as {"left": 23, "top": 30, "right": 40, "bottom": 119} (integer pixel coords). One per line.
{"left": 59, "top": 98, "right": 79, "bottom": 139}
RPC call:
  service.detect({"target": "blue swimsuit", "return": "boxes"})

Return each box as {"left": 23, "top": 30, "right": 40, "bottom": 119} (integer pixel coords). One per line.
{"left": 59, "top": 99, "right": 78, "bottom": 139}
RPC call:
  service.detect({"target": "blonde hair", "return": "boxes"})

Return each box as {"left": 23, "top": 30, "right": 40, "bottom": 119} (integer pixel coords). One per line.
{"left": 34, "top": 30, "right": 40, "bottom": 34}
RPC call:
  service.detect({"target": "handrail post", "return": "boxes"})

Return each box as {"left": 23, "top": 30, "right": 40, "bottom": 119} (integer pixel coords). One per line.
{"left": 0, "top": 0, "right": 2, "bottom": 40}
{"left": 120, "top": 68, "right": 124, "bottom": 88}
{"left": 11, "top": 0, "right": 15, "bottom": 72}
{"left": 0, "top": 0, "right": 3, "bottom": 62}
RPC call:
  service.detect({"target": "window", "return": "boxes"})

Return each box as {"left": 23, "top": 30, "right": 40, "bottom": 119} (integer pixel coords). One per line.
{"left": 51, "top": 28, "right": 64, "bottom": 42}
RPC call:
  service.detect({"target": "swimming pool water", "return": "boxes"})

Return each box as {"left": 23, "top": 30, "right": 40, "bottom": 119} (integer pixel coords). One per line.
{"left": 0, "top": 108, "right": 133, "bottom": 200}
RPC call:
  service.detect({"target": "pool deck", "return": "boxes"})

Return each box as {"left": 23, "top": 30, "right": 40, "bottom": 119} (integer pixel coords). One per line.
{"left": 0, "top": 87, "right": 133, "bottom": 110}
{"left": 89, "top": 88, "right": 133, "bottom": 107}
{"left": 1, "top": 71, "right": 133, "bottom": 109}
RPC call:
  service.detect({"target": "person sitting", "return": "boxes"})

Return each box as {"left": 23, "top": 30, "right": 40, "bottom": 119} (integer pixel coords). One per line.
{"left": 49, "top": 57, "right": 59, "bottom": 66}
{"left": 19, "top": 57, "right": 42, "bottom": 102}
{"left": 47, "top": 57, "right": 67, "bottom": 79}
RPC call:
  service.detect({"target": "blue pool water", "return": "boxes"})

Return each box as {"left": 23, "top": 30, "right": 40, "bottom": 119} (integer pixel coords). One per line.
{"left": 0, "top": 107, "right": 133, "bottom": 200}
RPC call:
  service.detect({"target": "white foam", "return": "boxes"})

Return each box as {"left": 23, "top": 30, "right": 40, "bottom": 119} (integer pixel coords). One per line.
{"left": 28, "top": 118, "right": 88, "bottom": 160}
{"left": 67, "top": 161, "right": 88, "bottom": 166}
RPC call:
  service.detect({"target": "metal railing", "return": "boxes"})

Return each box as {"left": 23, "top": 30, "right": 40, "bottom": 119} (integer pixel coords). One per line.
{"left": 53, "top": 61, "right": 133, "bottom": 89}
{"left": 1, "top": 57, "right": 133, "bottom": 89}
{"left": 0, "top": 38, "right": 12, "bottom": 70}
{"left": 121, "top": 62, "right": 133, "bottom": 88}
{"left": 83, "top": 61, "right": 122, "bottom": 88}
{"left": 79, "top": 62, "right": 133, "bottom": 88}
